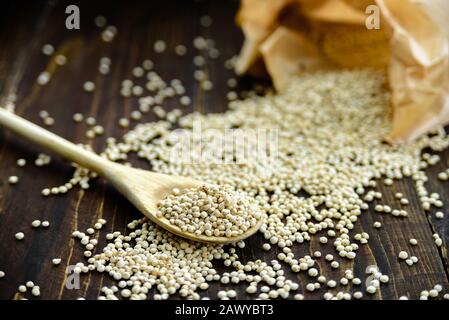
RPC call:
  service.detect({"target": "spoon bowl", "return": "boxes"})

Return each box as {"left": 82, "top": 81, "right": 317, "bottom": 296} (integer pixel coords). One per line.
{"left": 101, "top": 163, "right": 263, "bottom": 243}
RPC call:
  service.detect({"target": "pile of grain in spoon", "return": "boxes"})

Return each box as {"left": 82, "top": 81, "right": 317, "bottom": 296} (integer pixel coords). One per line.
{"left": 157, "top": 184, "right": 263, "bottom": 238}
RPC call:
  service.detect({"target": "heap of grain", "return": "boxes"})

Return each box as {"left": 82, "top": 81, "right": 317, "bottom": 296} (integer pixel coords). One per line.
{"left": 70, "top": 70, "right": 448, "bottom": 300}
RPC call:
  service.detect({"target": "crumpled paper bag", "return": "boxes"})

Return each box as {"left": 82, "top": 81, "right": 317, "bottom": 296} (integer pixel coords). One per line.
{"left": 235, "top": 0, "right": 449, "bottom": 143}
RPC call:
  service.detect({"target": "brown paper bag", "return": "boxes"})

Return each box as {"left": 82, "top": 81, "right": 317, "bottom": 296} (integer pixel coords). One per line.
{"left": 235, "top": 0, "right": 449, "bottom": 143}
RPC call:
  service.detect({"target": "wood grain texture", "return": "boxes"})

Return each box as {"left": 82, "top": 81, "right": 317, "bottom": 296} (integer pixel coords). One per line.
{"left": 0, "top": 0, "right": 448, "bottom": 300}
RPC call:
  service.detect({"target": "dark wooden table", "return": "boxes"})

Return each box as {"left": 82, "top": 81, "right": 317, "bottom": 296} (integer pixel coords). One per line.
{"left": 0, "top": 0, "right": 448, "bottom": 300}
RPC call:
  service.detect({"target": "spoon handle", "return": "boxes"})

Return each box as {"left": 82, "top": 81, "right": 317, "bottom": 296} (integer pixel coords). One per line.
{"left": 0, "top": 107, "right": 108, "bottom": 174}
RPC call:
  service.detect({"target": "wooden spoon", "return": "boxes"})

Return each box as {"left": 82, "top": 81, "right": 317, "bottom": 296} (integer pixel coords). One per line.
{"left": 0, "top": 108, "right": 263, "bottom": 244}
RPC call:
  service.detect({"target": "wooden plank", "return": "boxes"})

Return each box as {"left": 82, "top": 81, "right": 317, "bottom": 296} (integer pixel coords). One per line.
{"left": 0, "top": 0, "right": 447, "bottom": 300}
